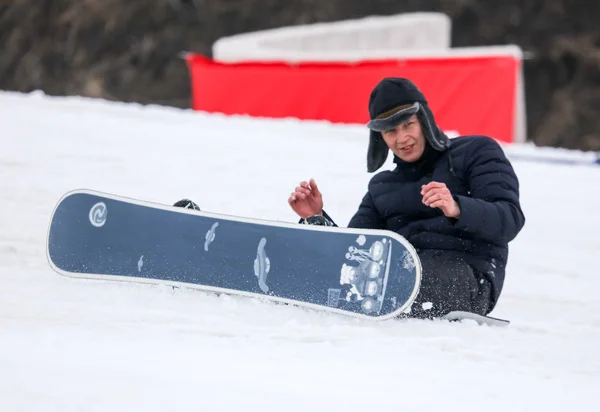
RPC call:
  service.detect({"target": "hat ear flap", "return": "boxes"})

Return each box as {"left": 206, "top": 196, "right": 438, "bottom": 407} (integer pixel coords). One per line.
{"left": 418, "top": 105, "right": 449, "bottom": 151}
{"left": 367, "top": 130, "right": 389, "bottom": 172}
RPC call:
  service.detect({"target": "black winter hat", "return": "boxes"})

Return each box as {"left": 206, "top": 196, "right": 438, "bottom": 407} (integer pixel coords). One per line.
{"left": 368, "top": 77, "right": 427, "bottom": 119}
{"left": 366, "top": 78, "right": 449, "bottom": 172}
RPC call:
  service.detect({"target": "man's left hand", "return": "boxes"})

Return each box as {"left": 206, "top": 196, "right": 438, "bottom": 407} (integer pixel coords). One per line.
{"left": 421, "top": 182, "right": 461, "bottom": 218}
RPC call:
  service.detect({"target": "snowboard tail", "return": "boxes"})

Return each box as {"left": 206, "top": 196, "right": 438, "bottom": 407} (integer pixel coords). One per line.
{"left": 442, "top": 311, "right": 510, "bottom": 327}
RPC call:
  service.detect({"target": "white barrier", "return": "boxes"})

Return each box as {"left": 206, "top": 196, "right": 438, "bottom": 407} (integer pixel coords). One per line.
{"left": 213, "top": 13, "right": 452, "bottom": 63}
{"left": 209, "top": 13, "right": 525, "bottom": 143}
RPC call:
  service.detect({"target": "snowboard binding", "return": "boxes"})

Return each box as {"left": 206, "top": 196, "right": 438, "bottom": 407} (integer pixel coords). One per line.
{"left": 173, "top": 199, "right": 201, "bottom": 211}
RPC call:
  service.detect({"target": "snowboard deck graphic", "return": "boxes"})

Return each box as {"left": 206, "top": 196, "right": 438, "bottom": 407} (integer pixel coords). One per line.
{"left": 46, "top": 190, "right": 423, "bottom": 320}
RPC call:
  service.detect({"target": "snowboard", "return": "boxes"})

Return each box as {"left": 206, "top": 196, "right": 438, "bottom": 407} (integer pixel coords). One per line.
{"left": 441, "top": 311, "right": 510, "bottom": 327}
{"left": 46, "top": 189, "right": 423, "bottom": 320}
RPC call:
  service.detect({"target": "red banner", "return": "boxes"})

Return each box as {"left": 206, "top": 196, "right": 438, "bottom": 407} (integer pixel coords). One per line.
{"left": 186, "top": 54, "right": 520, "bottom": 143}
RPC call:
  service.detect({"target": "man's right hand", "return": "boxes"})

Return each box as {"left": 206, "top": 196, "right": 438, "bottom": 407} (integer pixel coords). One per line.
{"left": 288, "top": 178, "right": 324, "bottom": 219}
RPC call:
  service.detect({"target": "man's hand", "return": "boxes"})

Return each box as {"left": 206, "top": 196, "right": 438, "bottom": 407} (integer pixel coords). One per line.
{"left": 288, "top": 178, "right": 324, "bottom": 219}
{"left": 421, "top": 182, "right": 461, "bottom": 218}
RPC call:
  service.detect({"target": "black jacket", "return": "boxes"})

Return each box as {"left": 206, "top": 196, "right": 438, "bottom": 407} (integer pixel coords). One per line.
{"left": 323, "top": 135, "right": 525, "bottom": 310}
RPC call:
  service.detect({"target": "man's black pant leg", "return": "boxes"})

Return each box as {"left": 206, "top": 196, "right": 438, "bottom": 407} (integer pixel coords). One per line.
{"left": 408, "top": 252, "right": 493, "bottom": 319}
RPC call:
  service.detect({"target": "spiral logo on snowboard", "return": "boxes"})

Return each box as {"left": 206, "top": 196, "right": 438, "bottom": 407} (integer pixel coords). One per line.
{"left": 89, "top": 202, "right": 107, "bottom": 227}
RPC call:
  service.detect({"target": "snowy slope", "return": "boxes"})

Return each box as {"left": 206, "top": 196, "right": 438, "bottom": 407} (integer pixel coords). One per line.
{"left": 1, "top": 91, "right": 599, "bottom": 411}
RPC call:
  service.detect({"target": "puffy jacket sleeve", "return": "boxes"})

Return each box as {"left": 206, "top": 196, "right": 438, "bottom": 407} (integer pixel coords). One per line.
{"left": 348, "top": 191, "right": 385, "bottom": 230}
{"left": 452, "top": 136, "right": 525, "bottom": 244}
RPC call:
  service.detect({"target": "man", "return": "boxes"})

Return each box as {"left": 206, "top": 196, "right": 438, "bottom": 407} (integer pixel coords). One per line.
{"left": 288, "top": 77, "right": 525, "bottom": 318}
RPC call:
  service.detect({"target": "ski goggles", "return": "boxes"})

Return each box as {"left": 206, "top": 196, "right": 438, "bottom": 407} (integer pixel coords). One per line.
{"left": 366, "top": 102, "right": 421, "bottom": 132}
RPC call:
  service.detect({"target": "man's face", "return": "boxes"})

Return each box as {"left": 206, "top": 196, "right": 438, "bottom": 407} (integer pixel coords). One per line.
{"left": 380, "top": 115, "right": 426, "bottom": 163}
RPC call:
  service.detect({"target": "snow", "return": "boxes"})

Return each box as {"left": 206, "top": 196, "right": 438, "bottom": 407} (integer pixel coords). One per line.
{"left": 1, "top": 91, "right": 599, "bottom": 411}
